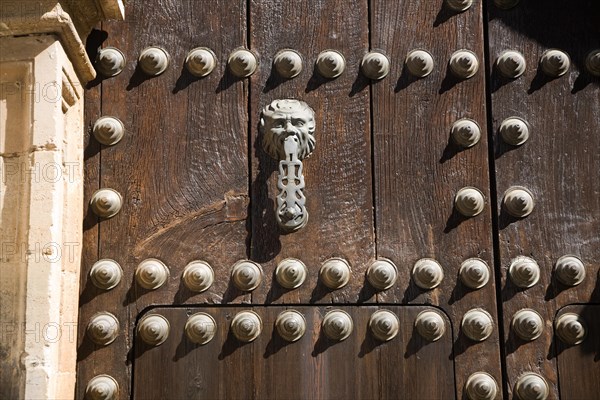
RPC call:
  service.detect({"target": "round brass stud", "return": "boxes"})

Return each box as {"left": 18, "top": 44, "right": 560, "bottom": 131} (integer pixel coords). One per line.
{"left": 449, "top": 49, "right": 479, "bottom": 79}
{"left": 455, "top": 187, "right": 485, "bottom": 217}
{"left": 185, "top": 312, "right": 217, "bottom": 345}
{"left": 555, "top": 313, "right": 587, "bottom": 345}
{"left": 554, "top": 255, "right": 585, "bottom": 287}
{"left": 509, "top": 256, "right": 540, "bottom": 289}
{"left": 366, "top": 259, "right": 398, "bottom": 291}
{"left": 96, "top": 47, "right": 126, "bottom": 77}
{"left": 90, "top": 188, "right": 122, "bottom": 218}
{"left": 231, "top": 260, "right": 263, "bottom": 292}
{"left": 320, "top": 258, "right": 351, "bottom": 290}
{"left": 85, "top": 374, "right": 119, "bottom": 400}
{"left": 275, "top": 310, "right": 306, "bottom": 342}
{"left": 462, "top": 308, "right": 494, "bottom": 342}
{"left": 89, "top": 259, "right": 123, "bottom": 290}
{"left": 316, "top": 50, "right": 346, "bottom": 79}
{"left": 445, "top": 0, "right": 473, "bottom": 12}
{"left": 415, "top": 310, "right": 446, "bottom": 342}
{"left": 412, "top": 258, "right": 444, "bottom": 290}
{"left": 93, "top": 116, "right": 125, "bottom": 146}
{"left": 585, "top": 49, "right": 600, "bottom": 77}
{"left": 322, "top": 309, "right": 353, "bottom": 341}
{"left": 512, "top": 309, "right": 544, "bottom": 341}
{"left": 515, "top": 373, "right": 549, "bottom": 400}
{"left": 405, "top": 49, "right": 434, "bottom": 78}
{"left": 275, "top": 258, "right": 307, "bottom": 289}
{"left": 87, "top": 312, "right": 119, "bottom": 346}
{"left": 135, "top": 258, "right": 169, "bottom": 290}
{"left": 138, "top": 46, "right": 170, "bottom": 76}
{"left": 500, "top": 117, "right": 530, "bottom": 146}
{"left": 274, "top": 49, "right": 303, "bottom": 79}
{"left": 361, "top": 51, "right": 390, "bottom": 80}
{"left": 185, "top": 47, "right": 217, "bottom": 77}
{"left": 369, "top": 310, "right": 399, "bottom": 342}
{"left": 540, "top": 49, "right": 570, "bottom": 78}
{"left": 465, "top": 372, "right": 499, "bottom": 400}
{"left": 451, "top": 118, "right": 481, "bottom": 148}
{"left": 459, "top": 258, "right": 490, "bottom": 290}
{"left": 228, "top": 48, "right": 258, "bottom": 78}
{"left": 137, "top": 314, "right": 170, "bottom": 346}
{"left": 231, "top": 311, "right": 262, "bottom": 342}
{"left": 182, "top": 260, "right": 214, "bottom": 292}
{"left": 503, "top": 186, "right": 535, "bottom": 218}
{"left": 496, "top": 50, "right": 526, "bottom": 79}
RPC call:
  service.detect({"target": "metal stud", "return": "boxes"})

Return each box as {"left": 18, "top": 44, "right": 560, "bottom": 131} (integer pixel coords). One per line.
{"left": 455, "top": 187, "right": 485, "bottom": 217}
{"left": 185, "top": 47, "right": 217, "bottom": 77}
{"left": 87, "top": 312, "right": 120, "bottom": 346}
{"left": 540, "top": 49, "right": 570, "bottom": 78}
{"left": 585, "top": 49, "right": 600, "bottom": 77}
{"left": 231, "top": 311, "right": 262, "bottom": 342}
{"left": 503, "top": 186, "right": 535, "bottom": 218}
{"left": 320, "top": 258, "right": 351, "bottom": 290}
{"left": 95, "top": 47, "right": 126, "bottom": 77}
{"left": 555, "top": 313, "right": 587, "bottom": 345}
{"left": 369, "top": 310, "right": 399, "bottom": 342}
{"left": 89, "top": 259, "right": 123, "bottom": 290}
{"left": 135, "top": 258, "right": 169, "bottom": 290}
{"left": 182, "top": 261, "right": 214, "bottom": 292}
{"left": 90, "top": 188, "right": 122, "bottom": 218}
{"left": 275, "top": 310, "right": 306, "bottom": 342}
{"left": 496, "top": 50, "right": 526, "bottom": 79}
{"left": 514, "top": 373, "right": 549, "bottom": 400}
{"left": 275, "top": 258, "right": 307, "bottom": 289}
{"left": 512, "top": 309, "right": 544, "bottom": 341}
{"left": 138, "top": 46, "right": 170, "bottom": 76}
{"left": 449, "top": 49, "right": 479, "bottom": 79}
{"left": 415, "top": 310, "right": 446, "bottom": 342}
{"left": 554, "top": 255, "right": 586, "bottom": 287}
{"left": 322, "top": 309, "right": 353, "bottom": 341}
{"left": 465, "top": 372, "right": 499, "bottom": 400}
{"left": 445, "top": 0, "right": 473, "bottom": 12}
{"left": 273, "top": 49, "right": 303, "bottom": 79}
{"left": 185, "top": 312, "right": 217, "bottom": 345}
{"left": 405, "top": 49, "right": 434, "bottom": 78}
{"left": 459, "top": 258, "right": 490, "bottom": 290}
{"left": 493, "top": 0, "right": 520, "bottom": 9}
{"left": 412, "top": 258, "right": 444, "bottom": 289}
{"left": 228, "top": 48, "right": 258, "bottom": 78}
{"left": 509, "top": 256, "right": 540, "bottom": 288}
{"left": 451, "top": 118, "right": 481, "bottom": 148}
{"left": 93, "top": 116, "right": 125, "bottom": 146}
{"left": 85, "top": 374, "right": 119, "bottom": 400}
{"left": 361, "top": 51, "right": 390, "bottom": 80}
{"left": 462, "top": 308, "right": 493, "bottom": 342}
{"left": 316, "top": 50, "right": 346, "bottom": 79}
{"left": 500, "top": 117, "right": 530, "bottom": 146}
{"left": 231, "top": 260, "right": 263, "bottom": 291}
{"left": 137, "top": 314, "right": 170, "bottom": 346}
{"left": 366, "top": 259, "right": 398, "bottom": 291}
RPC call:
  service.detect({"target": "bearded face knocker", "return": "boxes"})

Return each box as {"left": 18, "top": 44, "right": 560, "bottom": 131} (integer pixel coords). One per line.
{"left": 261, "top": 99, "right": 316, "bottom": 232}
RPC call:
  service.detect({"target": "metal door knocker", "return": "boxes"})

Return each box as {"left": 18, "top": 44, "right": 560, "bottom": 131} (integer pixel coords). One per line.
{"left": 260, "top": 99, "right": 316, "bottom": 232}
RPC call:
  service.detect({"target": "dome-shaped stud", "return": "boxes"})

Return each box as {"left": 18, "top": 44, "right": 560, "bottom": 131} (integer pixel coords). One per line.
{"left": 462, "top": 308, "right": 494, "bottom": 342}
{"left": 515, "top": 373, "right": 549, "bottom": 400}
{"left": 135, "top": 258, "right": 169, "bottom": 290}
{"left": 509, "top": 256, "right": 540, "bottom": 288}
{"left": 316, "top": 50, "right": 346, "bottom": 79}
{"left": 540, "top": 49, "right": 570, "bottom": 78}
{"left": 92, "top": 116, "right": 125, "bottom": 146}
{"left": 87, "top": 312, "right": 119, "bottom": 346}
{"left": 137, "top": 314, "right": 170, "bottom": 346}
{"left": 465, "top": 372, "right": 499, "bottom": 400}
{"left": 415, "top": 310, "right": 446, "bottom": 342}
{"left": 138, "top": 46, "right": 170, "bottom": 76}
{"left": 231, "top": 260, "right": 263, "bottom": 291}
{"left": 449, "top": 49, "right": 479, "bottom": 79}
{"left": 555, "top": 313, "right": 587, "bottom": 345}
{"left": 554, "top": 255, "right": 586, "bottom": 287}
{"left": 228, "top": 48, "right": 258, "bottom": 78}
{"left": 182, "top": 261, "right": 214, "bottom": 292}
{"left": 184, "top": 312, "right": 217, "bottom": 345}
{"left": 85, "top": 374, "right": 119, "bottom": 400}
{"left": 273, "top": 49, "right": 303, "bottom": 79}
{"left": 445, "top": 0, "right": 473, "bottom": 12}
{"left": 275, "top": 258, "right": 307, "bottom": 289}
{"left": 231, "top": 311, "right": 262, "bottom": 342}
{"left": 95, "top": 47, "right": 126, "bottom": 77}
{"left": 493, "top": 0, "right": 520, "bottom": 9}
{"left": 405, "top": 49, "right": 434, "bottom": 78}
{"left": 499, "top": 117, "right": 530, "bottom": 146}
{"left": 512, "top": 309, "right": 544, "bottom": 341}
{"left": 585, "top": 49, "right": 600, "bottom": 77}
{"left": 451, "top": 118, "right": 481, "bottom": 148}
{"left": 459, "top": 258, "right": 490, "bottom": 290}
{"left": 361, "top": 51, "right": 390, "bottom": 80}
{"left": 496, "top": 50, "right": 526, "bottom": 79}
{"left": 412, "top": 258, "right": 444, "bottom": 289}
{"left": 503, "top": 186, "right": 535, "bottom": 218}
{"left": 322, "top": 309, "right": 353, "bottom": 341}
{"left": 275, "top": 310, "right": 306, "bottom": 342}
{"left": 90, "top": 188, "right": 122, "bottom": 218}
{"left": 185, "top": 47, "right": 217, "bottom": 77}
{"left": 319, "top": 258, "right": 351, "bottom": 290}
{"left": 366, "top": 259, "right": 398, "bottom": 291}
{"left": 369, "top": 310, "right": 399, "bottom": 342}
{"left": 89, "top": 259, "right": 123, "bottom": 290}
{"left": 455, "top": 187, "right": 485, "bottom": 217}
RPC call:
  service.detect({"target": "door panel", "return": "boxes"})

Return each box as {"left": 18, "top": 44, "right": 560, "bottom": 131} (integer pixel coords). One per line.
{"left": 132, "top": 306, "right": 455, "bottom": 400}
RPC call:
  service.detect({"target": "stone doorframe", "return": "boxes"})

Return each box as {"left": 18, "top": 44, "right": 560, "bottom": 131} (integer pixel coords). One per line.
{"left": 0, "top": 2, "right": 124, "bottom": 399}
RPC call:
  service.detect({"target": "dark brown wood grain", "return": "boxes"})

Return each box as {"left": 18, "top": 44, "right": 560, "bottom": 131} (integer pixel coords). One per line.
{"left": 488, "top": 1, "right": 600, "bottom": 398}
